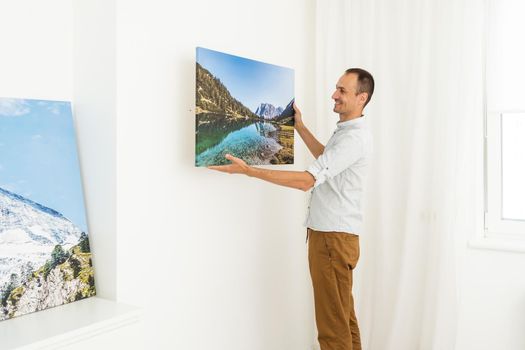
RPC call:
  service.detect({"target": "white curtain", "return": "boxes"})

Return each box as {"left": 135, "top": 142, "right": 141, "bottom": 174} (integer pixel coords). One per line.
{"left": 313, "top": 0, "right": 484, "bottom": 349}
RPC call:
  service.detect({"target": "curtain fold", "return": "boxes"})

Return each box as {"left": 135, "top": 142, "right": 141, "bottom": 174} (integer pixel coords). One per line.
{"left": 314, "top": 1, "right": 484, "bottom": 349}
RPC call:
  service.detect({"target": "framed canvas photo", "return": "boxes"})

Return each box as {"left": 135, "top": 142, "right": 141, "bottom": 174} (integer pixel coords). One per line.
{"left": 0, "top": 98, "right": 95, "bottom": 321}
{"left": 195, "top": 47, "right": 295, "bottom": 166}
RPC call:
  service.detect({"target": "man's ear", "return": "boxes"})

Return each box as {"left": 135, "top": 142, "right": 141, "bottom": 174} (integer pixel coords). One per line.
{"left": 359, "top": 93, "right": 368, "bottom": 106}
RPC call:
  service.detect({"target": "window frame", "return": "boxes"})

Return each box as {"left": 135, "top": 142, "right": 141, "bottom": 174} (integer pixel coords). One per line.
{"left": 485, "top": 111, "right": 525, "bottom": 237}
{"left": 469, "top": 0, "right": 525, "bottom": 253}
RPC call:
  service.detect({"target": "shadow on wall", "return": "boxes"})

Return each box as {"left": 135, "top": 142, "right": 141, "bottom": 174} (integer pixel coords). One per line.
{"left": 520, "top": 296, "right": 525, "bottom": 347}
{"left": 175, "top": 56, "right": 197, "bottom": 168}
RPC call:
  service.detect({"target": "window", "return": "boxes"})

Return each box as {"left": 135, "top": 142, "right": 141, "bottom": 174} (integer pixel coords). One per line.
{"left": 483, "top": 0, "right": 525, "bottom": 243}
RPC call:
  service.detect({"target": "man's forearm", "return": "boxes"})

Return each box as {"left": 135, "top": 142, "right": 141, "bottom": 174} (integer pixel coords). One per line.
{"left": 295, "top": 122, "right": 325, "bottom": 159}
{"left": 246, "top": 167, "right": 314, "bottom": 192}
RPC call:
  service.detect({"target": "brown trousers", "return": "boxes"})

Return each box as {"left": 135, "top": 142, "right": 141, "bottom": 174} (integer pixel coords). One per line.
{"left": 307, "top": 228, "right": 361, "bottom": 350}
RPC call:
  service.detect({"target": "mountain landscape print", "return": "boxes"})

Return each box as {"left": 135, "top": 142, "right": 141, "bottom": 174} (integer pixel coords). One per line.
{"left": 195, "top": 47, "right": 295, "bottom": 166}
{"left": 0, "top": 98, "right": 95, "bottom": 321}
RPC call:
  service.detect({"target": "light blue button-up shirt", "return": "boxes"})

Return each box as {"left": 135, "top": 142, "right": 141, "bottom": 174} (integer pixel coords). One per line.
{"left": 304, "top": 116, "right": 372, "bottom": 234}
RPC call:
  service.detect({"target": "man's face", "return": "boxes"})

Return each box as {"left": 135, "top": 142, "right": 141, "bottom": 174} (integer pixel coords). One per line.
{"left": 331, "top": 73, "right": 366, "bottom": 117}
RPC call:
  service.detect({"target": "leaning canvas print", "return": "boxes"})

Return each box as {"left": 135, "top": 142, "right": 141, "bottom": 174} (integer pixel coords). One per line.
{"left": 195, "top": 47, "right": 295, "bottom": 166}
{"left": 0, "top": 98, "right": 95, "bottom": 321}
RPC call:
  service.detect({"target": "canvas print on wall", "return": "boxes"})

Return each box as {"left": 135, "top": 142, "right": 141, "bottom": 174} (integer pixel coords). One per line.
{"left": 195, "top": 47, "right": 295, "bottom": 166}
{"left": 0, "top": 98, "right": 95, "bottom": 321}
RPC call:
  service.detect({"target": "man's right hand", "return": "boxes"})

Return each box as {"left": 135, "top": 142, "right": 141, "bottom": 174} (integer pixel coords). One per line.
{"left": 292, "top": 102, "right": 325, "bottom": 158}
{"left": 293, "top": 102, "right": 304, "bottom": 129}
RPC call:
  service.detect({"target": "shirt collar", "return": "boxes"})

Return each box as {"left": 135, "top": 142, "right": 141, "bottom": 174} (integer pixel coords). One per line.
{"left": 336, "top": 115, "right": 366, "bottom": 130}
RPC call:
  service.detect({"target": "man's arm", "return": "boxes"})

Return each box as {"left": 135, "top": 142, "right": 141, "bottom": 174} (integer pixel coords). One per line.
{"left": 208, "top": 154, "right": 315, "bottom": 192}
{"left": 293, "top": 103, "right": 325, "bottom": 159}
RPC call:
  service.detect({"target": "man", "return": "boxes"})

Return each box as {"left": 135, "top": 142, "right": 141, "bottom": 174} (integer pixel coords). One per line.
{"left": 209, "top": 68, "right": 374, "bottom": 350}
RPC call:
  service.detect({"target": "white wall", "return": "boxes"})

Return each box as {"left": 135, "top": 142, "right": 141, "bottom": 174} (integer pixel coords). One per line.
{"left": 0, "top": 1, "right": 73, "bottom": 99}
{"left": 456, "top": 249, "right": 525, "bottom": 350}
{"left": 73, "top": 0, "right": 117, "bottom": 301}
{"left": 115, "top": 1, "right": 317, "bottom": 349}
{"left": 0, "top": 1, "right": 317, "bottom": 348}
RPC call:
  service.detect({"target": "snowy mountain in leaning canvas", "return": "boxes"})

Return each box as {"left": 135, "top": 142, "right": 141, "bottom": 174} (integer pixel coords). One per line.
{"left": 0, "top": 187, "right": 82, "bottom": 287}
{"left": 0, "top": 187, "right": 95, "bottom": 321}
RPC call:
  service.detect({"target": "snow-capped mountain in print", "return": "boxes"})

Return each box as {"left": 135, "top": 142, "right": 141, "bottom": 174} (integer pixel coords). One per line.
{"left": 255, "top": 103, "right": 284, "bottom": 120}
{"left": 0, "top": 187, "right": 82, "bottom": 288}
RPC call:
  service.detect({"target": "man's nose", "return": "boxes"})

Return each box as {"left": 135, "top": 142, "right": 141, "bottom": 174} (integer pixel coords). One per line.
{"left": 332, "top": 91, "right": 338, "bottom": 99}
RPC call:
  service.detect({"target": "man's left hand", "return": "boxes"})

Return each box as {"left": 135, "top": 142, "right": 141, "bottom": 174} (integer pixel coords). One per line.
{"left": 207, "top": 154, "right": 251, "bottom": 175}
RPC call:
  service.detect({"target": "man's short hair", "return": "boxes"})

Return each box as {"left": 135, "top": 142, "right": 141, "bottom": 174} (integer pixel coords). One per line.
{"left": 345, "top": 68, "right": 374, "bottom": 108}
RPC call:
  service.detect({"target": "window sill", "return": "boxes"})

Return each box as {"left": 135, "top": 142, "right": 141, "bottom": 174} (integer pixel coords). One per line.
{"left": 468, "top": 235, "right": 525, "bottom": 254}
{"left": 0, "top": 297, "right": 141, "bottom": 350}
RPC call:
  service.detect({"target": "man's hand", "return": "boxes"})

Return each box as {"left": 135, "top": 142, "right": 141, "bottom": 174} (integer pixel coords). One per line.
{"left": 293, "top": 102, "right": 304, "bottom": 129}
{"left": 207, "top": 153, "right": 315, "bottom": 191}
{"left": 292, "top": 102, "right": 325, "bottom": 158}
{"left": 207, "top": 153, "right": 251, "bottom": 175}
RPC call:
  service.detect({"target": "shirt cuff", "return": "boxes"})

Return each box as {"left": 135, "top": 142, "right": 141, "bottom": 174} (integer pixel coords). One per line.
{"left": 307, "top": 162, "right": 330, "bottom": 187}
